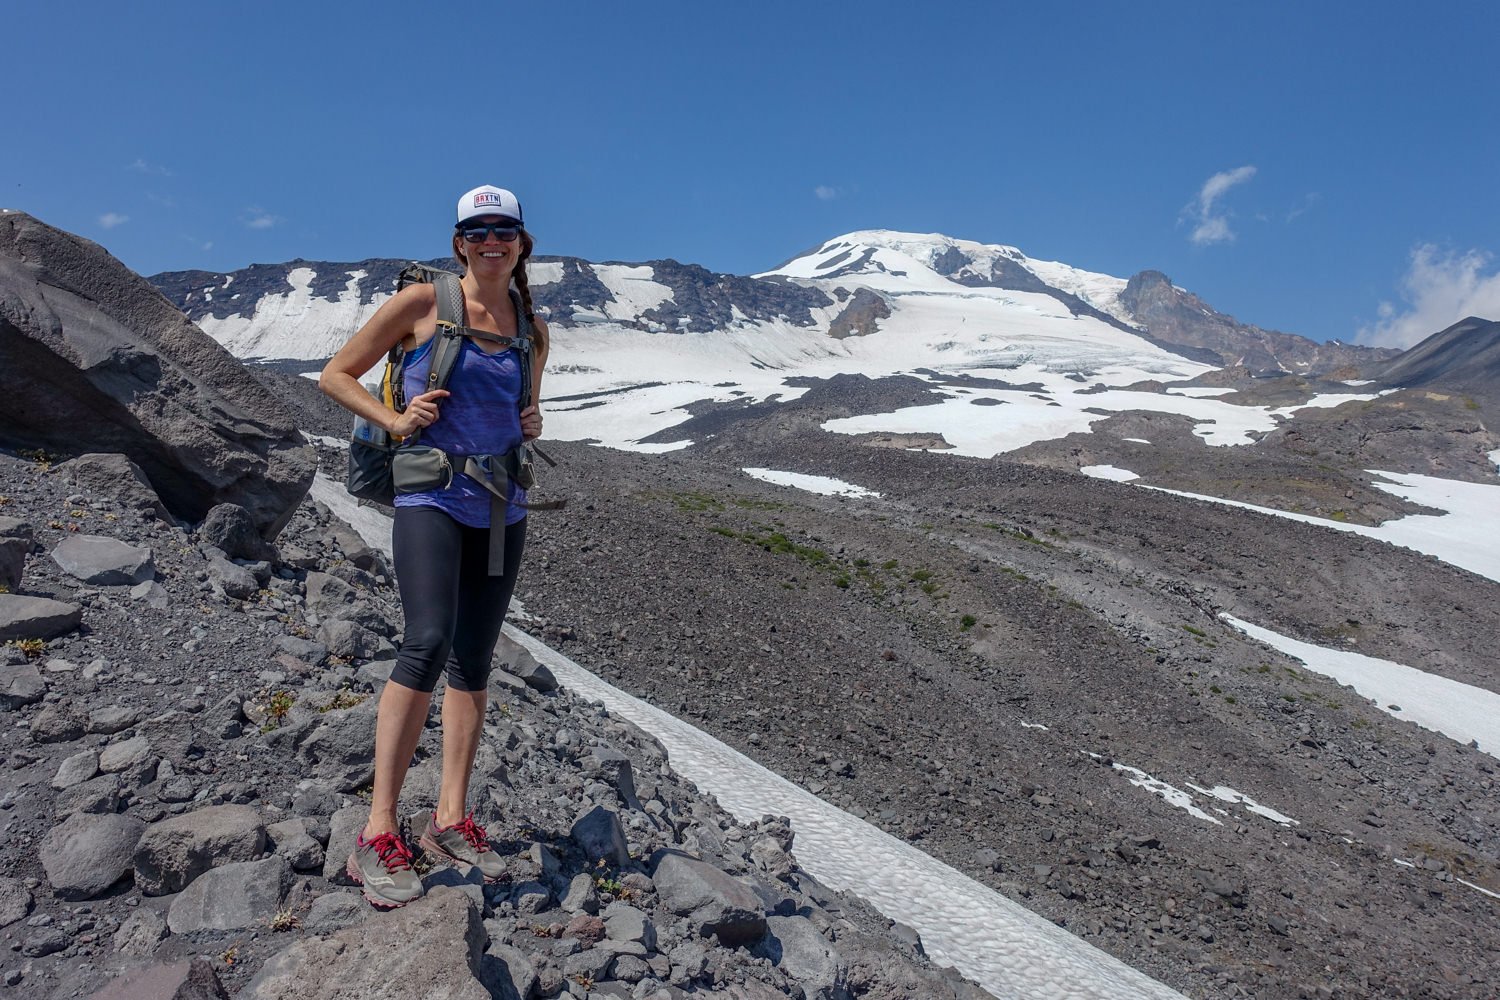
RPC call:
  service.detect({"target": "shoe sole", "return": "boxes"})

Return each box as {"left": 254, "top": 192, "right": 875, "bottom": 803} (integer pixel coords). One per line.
{"left": 417, "top": 833, "right": 509, "bottom": 884}
{"left": 345, "top": 853, "right": 421, "bottom": 909}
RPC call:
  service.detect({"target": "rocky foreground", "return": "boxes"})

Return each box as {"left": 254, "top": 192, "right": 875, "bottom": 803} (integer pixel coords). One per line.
{"left": 0, "top": 448, "right": 991, "bottom": 1000}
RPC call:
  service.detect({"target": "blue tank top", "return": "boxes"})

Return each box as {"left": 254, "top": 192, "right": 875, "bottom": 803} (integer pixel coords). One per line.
{"left": 393, "top": 337, "right": 528, "bottom": 527}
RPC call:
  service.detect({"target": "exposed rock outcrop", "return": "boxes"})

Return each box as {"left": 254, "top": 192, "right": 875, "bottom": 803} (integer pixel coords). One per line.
{"left": 0, "top": 212, "right": 314, "bottom": 537}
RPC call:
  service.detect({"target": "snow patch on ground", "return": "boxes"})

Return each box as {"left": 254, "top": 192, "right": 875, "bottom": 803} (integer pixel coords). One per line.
{"left": 1080, "top": 465, "right": 1139, "bottom": 482}
{"left": 1185, "top": 784, "right": 1298, "bottom": 826}
{"left": 1105, "top": 761, "right": 1222, "bottom": 825}
{"left": 1221, "top": 614, "right": 1500, "bottom": 760}
{"left": 742, "top": 468, "right": 881, "bottom": 498}
{"left": 1123, "top": 438, "right": 1152, "bottom": 445}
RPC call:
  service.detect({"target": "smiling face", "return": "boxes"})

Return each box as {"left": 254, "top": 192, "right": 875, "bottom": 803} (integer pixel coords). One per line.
{"left": 453, "top": 215, "right": 523, "bottom": 280}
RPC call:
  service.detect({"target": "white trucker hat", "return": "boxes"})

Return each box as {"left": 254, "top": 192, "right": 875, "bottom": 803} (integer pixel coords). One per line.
{"left": 456, "top": 185, "right": 523, "bottom": 227}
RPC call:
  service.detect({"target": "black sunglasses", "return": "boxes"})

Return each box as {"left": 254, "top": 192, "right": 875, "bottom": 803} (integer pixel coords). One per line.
{"left": 459, "top": 221, "right": 522, "bottom": 243}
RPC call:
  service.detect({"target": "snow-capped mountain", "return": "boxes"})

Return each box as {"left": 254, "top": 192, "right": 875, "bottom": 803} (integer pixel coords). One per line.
{"left": 153, "top": 230, "right": 1389, "bottom": 377}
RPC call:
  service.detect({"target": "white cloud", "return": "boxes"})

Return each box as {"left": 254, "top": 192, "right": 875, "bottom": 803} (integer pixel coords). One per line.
{"left": 1358, "top": 244, "right": 1500, "bottom": 348}
{"left": 1286, "top": 192, "right": 1320, "bottom": 223}
{"left": 98, "top": 212, "right": 129, "bottom": 229}
{"left": 1184, "top": 165, "right": 1256, "bottom": 246}
{"left": 242, "top": 207, "right": 281, "bottom": 230}
{"left": 128, "top": 158, "right": 172, "bottom": 177}
{"left": 814, "top": 185, "right": 842, "bottom": 201}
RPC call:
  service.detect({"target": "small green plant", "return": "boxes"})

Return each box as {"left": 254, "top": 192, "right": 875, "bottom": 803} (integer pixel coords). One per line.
{"left": 853, "top": 558, "right": 870, "bottom": 568}
{"left": 269, "top": 908, "right": 301, "bottom": 932}
{"left": 1225, "top": 695, "right": 1237, "bottom": 704}
{"left": 1351, "top": 717, "right": 1370, "bottom": 729}
{"left": 20, "top": 449, "right": 53, "bottom": 471}
{"left": 9, "top": 638, "right": 44, "bottom": 659}
{"left": 1329, "top": 510, "right": 1349, "bottom": 522}
{"left": 881, "top": 559, "right": 899, "bottom": 571}
{"left": 672, "top": 491, "right": 723, "bottom": 512}
{"left": 960, "top": 614, "right": 977, "bottom": 631}
{"left": 1181, "top": 624, "right": 1207, "bottom": 638}
{"left": 834, "top": 575, "right": 850, "bottom": 589}
{"left": 909, "top": 569, "right": 934, "bottom": 583}
{"left": 1210, "top": 685, "right": 1222, "bottom": 694}
{"left": 258, "top": 689, "right": 297, "bottom": 732}
{"left": 318, "top": 691, "right": 367, "bottom": 713}
{"left": 919, "top": 581, "right": 939, "bottom": 595}
{"left": 1282, "top": 694, "right": 1297, "bottom": 702}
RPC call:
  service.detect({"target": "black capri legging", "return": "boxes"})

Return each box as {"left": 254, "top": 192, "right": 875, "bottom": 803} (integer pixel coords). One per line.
{"left": 388, "top": 507, "right": 527, "bottom": 693}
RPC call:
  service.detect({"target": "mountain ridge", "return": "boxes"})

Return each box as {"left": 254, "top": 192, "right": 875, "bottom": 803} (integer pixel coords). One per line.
{"left": 149, "top": 230, "right": 1390, "bottom": 375}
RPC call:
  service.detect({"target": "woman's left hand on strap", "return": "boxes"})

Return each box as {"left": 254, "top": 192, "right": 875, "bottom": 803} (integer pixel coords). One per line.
{"left": 520, "top": 404, "right": 543, "bottom": 441}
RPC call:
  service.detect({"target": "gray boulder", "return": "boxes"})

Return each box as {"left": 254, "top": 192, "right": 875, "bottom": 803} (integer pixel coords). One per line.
{"left": 130, "top": 580, "right": 171, "bottom": 609}
{"left": 0, "top": 520, "right": 28, "bottom": 591}
{"left": 241, "top": 889, "right": 490, "bottom": 1000}
{"left": 166, "top": 855, "right": 291, "bottom": 933}
{"left": 322, "top": 805, "right": 366, "bottom": 884}
{"left": 133, "top": 804, "right": 266, "bottom": 895}
{"left": 199, "top": 502, "right": 277, "bottom": 561}
{"left": 88, "top": 958, "right": 228, "bottom": 1000}
{"left": 482, "top": 940, "right": 538, "bottom": 1000}
{"left": 571, "top": 804, "right": 630, "bottom": 869}
{"left": 30, "top": 704, "right": 85, "bottom": 743}
{"left": 99, "top": 735, "right": 153, "bottom": 773}
{"left": 603, "top": 899, "right": 658, "bottom": 951}
{"left": 40, "top": 812, "right": 146, "bottom": 900}
{"left": 54, "top": 453, "right": 173, "bottom": 523}
{"left": 205, "top": 555, "right": 258, "bottom": 600}
{"left": 88, "top": 703, "right": 146, "bottom": 735}
{"left": 0, "top": 594, "right": 81, "bottom": 643}
{"left": 756, "top": 915, "right": 851, "bottom": 1000}
{"left": 51, "top": 749, "right": 100, "bottom": 789}
{"left": 56, "top": 773, "right": 124, "bottom": 817}
{"left": 0, "top": 212, "right": 315, "bottom": 536}
{"left": 317, "top": 618, "right": 381, "bottom": 660}
{"left": 589, "top": 746, "right": 642, "bottom": 810}
{"left": 303, "top": 891, "right": 371, "bottom": 932}
{"left": 113, "top": 906, "right": 168, "bottom": 956}
{"left": 292, "top": 702, "right": 378, "bottom": 791}
{"left": 303, "top": 571, "right": 358, "bottom": 616}
{"left": 267, "top": 818, "right": 324, "bottom": 872}
{"left": 0, "top": 876, "right": 33, "bottom": 926}
{"left": 495, "top": 634, "right": 559, "bottom": 692}
{"left": 51, "top": 534, "right": 154, "bottom": 585}
{"left": 652, "top": 850, "right": 768, "bottom": 947}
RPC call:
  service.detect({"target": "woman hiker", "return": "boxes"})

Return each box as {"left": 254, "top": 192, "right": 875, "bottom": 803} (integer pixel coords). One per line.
{"left": 320, "top": 184, "right": 547, "bottom": 908}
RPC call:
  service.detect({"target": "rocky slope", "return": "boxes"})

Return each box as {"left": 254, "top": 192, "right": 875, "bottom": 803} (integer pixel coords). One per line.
{"left": 0, "top": 447, "right": 993, "bottom": 1000}
{"left": 506, "top": 423, "right": 1499, "bottom": 1000}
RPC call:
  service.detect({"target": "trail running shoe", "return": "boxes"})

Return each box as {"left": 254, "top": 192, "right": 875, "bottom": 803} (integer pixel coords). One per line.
{"left": 418, "top": 810, "right": 507, "bottom": 883}
{"left": 346, "top": 830, "right": 424, "bottom": 909}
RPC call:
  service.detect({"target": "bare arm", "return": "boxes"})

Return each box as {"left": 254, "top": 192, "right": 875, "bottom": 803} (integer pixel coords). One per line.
{"left": 320, "top": 284, "right": 446, "bottom": 438}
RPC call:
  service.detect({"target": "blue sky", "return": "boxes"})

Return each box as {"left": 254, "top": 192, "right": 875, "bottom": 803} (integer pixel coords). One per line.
{"left": 6, "top": 1, "right": 1498, "bottom": 348}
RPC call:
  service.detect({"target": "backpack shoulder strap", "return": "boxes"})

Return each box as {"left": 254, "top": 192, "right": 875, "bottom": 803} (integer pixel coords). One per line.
{"left": 423, "top": 272, "right": 467, "bottom": 393}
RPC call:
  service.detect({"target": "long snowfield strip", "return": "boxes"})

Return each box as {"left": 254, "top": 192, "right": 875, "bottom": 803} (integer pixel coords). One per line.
{"left": 1144, "top": 473, "right": 1500, "bottom": 585}
{"left": 306, "top": 474, "right": 1186, "bottom": 1000}
{"left": 506, "top": 628, "right": 1190, "bottom": 1000}
{"left": 1221, "top": 614, "right": 1500, "bottom": 760}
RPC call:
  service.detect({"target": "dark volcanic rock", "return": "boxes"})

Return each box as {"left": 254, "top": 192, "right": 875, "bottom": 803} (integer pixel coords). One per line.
{"left": 1119, "top": 269, "right": 1396, "bottom": 373}
{"left": 0, "top": 212, "right": 315, "bottom": 536}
